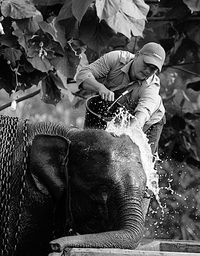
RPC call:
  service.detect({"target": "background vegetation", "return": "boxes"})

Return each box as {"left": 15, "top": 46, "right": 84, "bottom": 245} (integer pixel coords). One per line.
{"left": 0, "top": 0, "right": 200, "bottom": 241}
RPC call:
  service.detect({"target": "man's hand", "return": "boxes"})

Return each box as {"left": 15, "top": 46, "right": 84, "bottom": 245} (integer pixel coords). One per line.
{"left": 130, "top": 111, "right": 148, "bottom": 129}
{"left": 81, "top": 77, "right": 114, "bottom": 101}
{"left": 130, "top": 116, "right": 141, "bottom": 129}
{"left": 98, "top": 84, "right": 115, "bottom": 101}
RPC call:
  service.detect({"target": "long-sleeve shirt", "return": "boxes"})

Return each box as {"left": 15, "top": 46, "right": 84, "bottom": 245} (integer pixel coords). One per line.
{"left": 75, "top": 50, "right": 165, "bottom": 131}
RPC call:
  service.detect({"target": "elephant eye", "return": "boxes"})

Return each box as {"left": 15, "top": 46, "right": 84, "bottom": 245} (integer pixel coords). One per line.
{"left": 91, "top": 185, "right": 110, "bottom": 195}
{"left": 89, "top": 189, "right": 109, "bottom": 203}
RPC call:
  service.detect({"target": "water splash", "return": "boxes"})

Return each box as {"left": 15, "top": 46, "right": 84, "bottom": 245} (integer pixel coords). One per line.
{"left": 106, "top": 108, "right": 161, "bottom": 204}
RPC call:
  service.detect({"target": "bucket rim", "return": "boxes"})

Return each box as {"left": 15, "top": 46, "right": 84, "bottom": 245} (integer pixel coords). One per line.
{"left": 85, "top": 95, "right": 113, "bottom": 121}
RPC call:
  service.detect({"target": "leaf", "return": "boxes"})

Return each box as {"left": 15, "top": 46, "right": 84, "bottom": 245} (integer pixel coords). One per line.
{"left": 186, "top": 78, "right": 200, "bottom": 91}
{"left": 56, "top": 0, "right": 73, "bottom": 22}
{"left": 1, "top": 0, "right": 37, "bottom": 19}
{"left": 39, "top": 18, "right": 66, "bottom": 49}
{"left": 0, "top": 34, "right": 19, "bottom": 47}
{"left": 31, "top": 0, "right": 65, "bottom": 5}
{"left": 56, "top": 0, "right": 92, "bottom": 23}
{"left": 186, "top": 24, "right": 200, "bottom": 46}
{"left": 12, "top": 21, "right": 35, "bottom": 51}
{"left": 72, "top": 0, "right": 93, "bottom": 22}
{"left": 22, "top": 59, "right": 35, "bottom": 72}
{"left": 12, "top": 21, "right": 24, "bottom": 38}
{"left": 3, "top": 47, "right": 22, "bottom": 66}
{"left": 0, "top": 57, "right": 16, "bottom": 93}
{"left": 79, "top": 8, "right": 115, "bottom": 52}
{"left": 49, "top": 70, "right": 65, "bottom": 89}
{"left": 26, "top": 45, "right": 38, "bottom": 58}
{"left": 51, "top": 55, "right": 69, "bottom": 90}
{"left": 27, "top": 55, "right": 52, "bottom": 72}
{"left": 59, "top": 46, "right": 80, "bottom": 79}
{"left": 96, "top": 0, "right": 119, "bottom": 19}
{"left": 41, "top": 70, "right": 62, "bottom": 105}
{"left": 169, "top": 36, "right": 189, "bottom": 65}
{"left": 95, "top": 0, "right": 149, "bottom": 38}
{"left": 27, "top": 10, "right": 43, "bottom": 34}
{"left": 173, "top": 89, "right": 194, "bottom": 113}
{"left": 183, "top": 0, "right": 200, "bottom": 12}
{"left": 18, "top": 69, "right": 46, "bottom": 88}
{"left": 11, "top": 10, "right": 43, "bottom": 37}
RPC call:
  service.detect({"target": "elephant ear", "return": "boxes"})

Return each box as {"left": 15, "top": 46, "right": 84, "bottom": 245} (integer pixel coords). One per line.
{"left": 30, "top": 134, "right": 70, "bottom": 201}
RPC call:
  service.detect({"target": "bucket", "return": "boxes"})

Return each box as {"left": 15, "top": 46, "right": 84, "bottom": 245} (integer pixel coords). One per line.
{"left": 84, "top": 95, "right": 119, "bottom": 129}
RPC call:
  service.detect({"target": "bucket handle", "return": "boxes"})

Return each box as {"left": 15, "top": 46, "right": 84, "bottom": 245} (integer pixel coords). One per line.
{"left": 107, "top": 82, "right": 134, "bottom": 113}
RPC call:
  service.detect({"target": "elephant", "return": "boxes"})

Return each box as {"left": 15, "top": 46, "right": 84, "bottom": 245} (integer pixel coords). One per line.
{"left": 0, "top": 114, "right": 149, "bottom": 256}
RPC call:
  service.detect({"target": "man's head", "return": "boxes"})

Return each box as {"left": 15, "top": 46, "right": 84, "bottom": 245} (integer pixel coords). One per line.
{"left": 130, "top": 42, "right": 166, "bottom": 81}
{"left": 140, "top": 42, "right": 166, "bottom": 72}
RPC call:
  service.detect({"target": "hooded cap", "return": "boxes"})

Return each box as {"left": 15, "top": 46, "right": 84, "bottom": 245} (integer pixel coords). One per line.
{"left": 139, "top": 42, "right": 166, "bottom": 72}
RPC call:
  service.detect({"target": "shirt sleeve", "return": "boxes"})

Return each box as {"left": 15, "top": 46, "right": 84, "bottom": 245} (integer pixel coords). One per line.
{"left": 134, "top": 76, "right": 162, "bottom": 123}
{"left": 75, "top": 51, "right": 120, "bottom": 87}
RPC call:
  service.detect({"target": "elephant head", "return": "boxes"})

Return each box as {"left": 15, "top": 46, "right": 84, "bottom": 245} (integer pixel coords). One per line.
{"left": 30, "top": 128, "right": 148, "bottom": 253}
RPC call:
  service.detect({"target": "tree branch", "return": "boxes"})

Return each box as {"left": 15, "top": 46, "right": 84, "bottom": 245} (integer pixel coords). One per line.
{"left": 0, "top": 89, "right": 41, "bottom": 112}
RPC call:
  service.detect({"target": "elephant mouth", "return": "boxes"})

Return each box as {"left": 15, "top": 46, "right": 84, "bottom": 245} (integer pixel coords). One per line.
{"left": 50, "top": 191, "right": 145, "bottom": 251}
{"left": 69, "top": 190, "right": 111, "bottom": 235}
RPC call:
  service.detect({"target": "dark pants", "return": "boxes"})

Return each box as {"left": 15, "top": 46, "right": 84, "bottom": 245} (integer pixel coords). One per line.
{"left": 144, "top": 116, "right": 165, "bottom": 155}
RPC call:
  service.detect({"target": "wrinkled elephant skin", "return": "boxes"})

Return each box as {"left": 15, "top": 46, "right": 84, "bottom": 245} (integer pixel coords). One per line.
{"left": 0, "top": 117, "right": 148, "bottom": 256}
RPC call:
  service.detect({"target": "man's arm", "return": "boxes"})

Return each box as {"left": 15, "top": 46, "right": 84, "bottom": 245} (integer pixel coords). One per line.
{"left": 131, "top": 111, "right": 147, "bottom": 128}
{"left": 75, "top": 51, "right": 121, "bottom": 101}
{"left": 81, "top": 77, "right": 114, "bottom": 101}
{"left": 131, "top": 77, "right": 162, "bottom": 129}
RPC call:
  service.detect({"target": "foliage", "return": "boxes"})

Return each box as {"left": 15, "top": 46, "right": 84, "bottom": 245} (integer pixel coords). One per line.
{"left": 0, "top": 0, "right": 200, "bottom": 106}
{"left": 0, "top": 0, "right": 199, "bottom": 105}
{"left": 0, "top": 0, "right": 149, "bottom": 106}
{"left": 145, "top": 68, "right": 200, "bottom": 240}
{"left": 139, "top": 0, "right": 200, "bottom": 241}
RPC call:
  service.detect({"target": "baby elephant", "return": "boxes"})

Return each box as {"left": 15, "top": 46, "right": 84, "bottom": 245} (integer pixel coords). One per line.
{"left": 0, "top": 115, "right": 149, "bottom": 256}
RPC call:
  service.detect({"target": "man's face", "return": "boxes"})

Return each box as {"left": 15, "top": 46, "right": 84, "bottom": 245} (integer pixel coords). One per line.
{"left": 130, "top": 54, "right": 159, "bottom": 81}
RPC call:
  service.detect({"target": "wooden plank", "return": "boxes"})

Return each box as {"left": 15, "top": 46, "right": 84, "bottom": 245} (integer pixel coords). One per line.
{"left": 137, "top": 240, "right": 160, "bottom": 251}
{"left": 68, "top": 248, "right": 200, "bottom": 256}
{"left": 136, "top": 239, "right": 200, "bottom": 253}
{"left": 160, "top": 240, "right": 200, "bottom": 253}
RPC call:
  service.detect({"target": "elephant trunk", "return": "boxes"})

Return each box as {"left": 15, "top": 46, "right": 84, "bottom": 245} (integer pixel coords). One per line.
{"left": 50, "top": 190, "right": 145, "bottom": 252}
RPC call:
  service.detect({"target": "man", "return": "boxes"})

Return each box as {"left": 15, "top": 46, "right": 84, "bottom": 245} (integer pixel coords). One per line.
{"left": 75, "top": 42, "right": 166, "bottom": 155}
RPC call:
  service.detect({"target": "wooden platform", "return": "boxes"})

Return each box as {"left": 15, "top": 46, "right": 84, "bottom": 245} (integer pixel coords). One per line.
{"left": 67, "top": 240, "right": 200, "bottom": 255}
